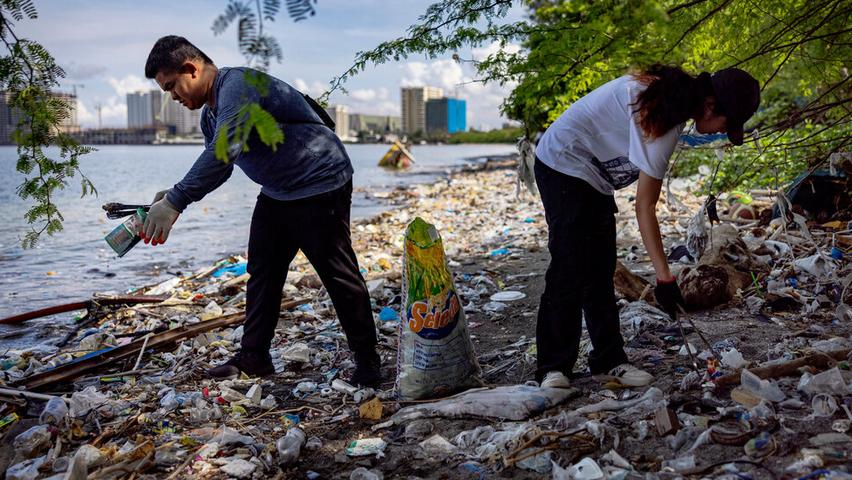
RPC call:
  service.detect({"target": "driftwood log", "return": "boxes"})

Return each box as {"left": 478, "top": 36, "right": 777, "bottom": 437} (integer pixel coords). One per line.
{"left": 715, "top": 348, "right": 851, "bottom": 387}
{"left": 614, "top": 260, "right": 655, "bottom": 303}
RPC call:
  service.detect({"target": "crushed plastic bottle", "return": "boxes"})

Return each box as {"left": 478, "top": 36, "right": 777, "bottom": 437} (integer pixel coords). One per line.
{"left": 13, "top": 425, "right": 52, "bottom": 458}
{"left": 740, "top": 369, "right": 785, "bottom": 402}
{"left": 39, "top": 396, "right": 68, "bottom": 426}
{"left": 276, "top": 427, "right": 306, "bottom": 466}
{"left": 800, "top": 367, "right": 852, "bottom": 396}
{"left": 350, "top": 467, "right": 382, "bottom": 480}
{"left": 662, "top": 454, "right": 696, "bottom": 473}
{"left": 812, "top": 394, "right": 838, "bottom": 417}
{"left": 5, "top": 456, "right": 46, "bottom": 480}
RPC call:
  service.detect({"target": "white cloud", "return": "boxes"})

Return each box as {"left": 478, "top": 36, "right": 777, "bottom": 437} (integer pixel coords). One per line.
{"left": 470, "top": 41, "right": 522, "bottom": 61}
{"left": 291, "top": 83, "right": 401, "bottom": 117}
{"left": 76, "top": 74, "right": 155, "bottom": 128}
{"left": 349, "top": 88, "right": 379, "bottom": 102}
{"left": 77, "top": 96, "right": 126, "bottom": 128}
{"left": 76, "top": 100, "right": 95, "bottom": 125}
{"left": 292, "top": 78, "right": 328, "bottom": 98}
{"left": 400, "top": 60, "right": 464, "bottom": 91}
{"left": 106, "top": 75, "right": 154, "bottom": 96}
{"left": 337, "top": 87, "right": 398, "bottom": 116}
{"left": 99, "top": 97, "right": 127, "bottom": 127}
{"left": 62, "top": 62, "right": 106, "bottom": 80}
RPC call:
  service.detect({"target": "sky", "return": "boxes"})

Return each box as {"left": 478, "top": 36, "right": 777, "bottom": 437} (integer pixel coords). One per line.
{"left": 17, "top": 0, "right": 526, "bottom": 131}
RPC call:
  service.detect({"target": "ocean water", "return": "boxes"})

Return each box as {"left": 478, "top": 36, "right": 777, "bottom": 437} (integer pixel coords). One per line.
{"left": 0, "top": 143, "right": 515, "bottom": 324}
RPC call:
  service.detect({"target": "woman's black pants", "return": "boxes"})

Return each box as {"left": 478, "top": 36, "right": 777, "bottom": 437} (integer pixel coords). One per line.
{"left": 534, "top": 158, "right": 628, "bottom": 381}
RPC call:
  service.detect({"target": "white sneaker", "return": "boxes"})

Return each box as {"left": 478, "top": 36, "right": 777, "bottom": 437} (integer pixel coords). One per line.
{"left": 604, "top": 364, "right": 654, "bottom": 387}
{"left": 540, "top": 371, "right": 571, "bottom": 388}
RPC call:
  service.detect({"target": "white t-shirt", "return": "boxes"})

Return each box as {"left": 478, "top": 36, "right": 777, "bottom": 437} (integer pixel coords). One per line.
{"left": 535, "top": 75, "right": 684, "bottom": 195}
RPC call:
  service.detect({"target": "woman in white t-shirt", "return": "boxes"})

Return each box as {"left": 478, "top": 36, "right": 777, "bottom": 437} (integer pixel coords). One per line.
{"left": 534, "top": 65, "right": 760, "bottom": 388}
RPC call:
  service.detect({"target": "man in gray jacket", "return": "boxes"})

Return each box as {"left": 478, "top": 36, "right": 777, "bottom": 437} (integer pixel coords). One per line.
{"left": 142, "top": 35, "right": 381, "bottom": 386}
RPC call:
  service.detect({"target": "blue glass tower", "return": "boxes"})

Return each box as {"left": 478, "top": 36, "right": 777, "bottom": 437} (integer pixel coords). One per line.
{"left": 426, "top": 98, "right": 467, "bottom": 135}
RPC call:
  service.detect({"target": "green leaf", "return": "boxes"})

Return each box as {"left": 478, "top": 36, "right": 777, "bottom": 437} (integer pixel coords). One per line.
{"left": 247, "top": 103, "right": 284, "bottom": 151}
{"left": 214, "top": 123, "right": 233, "bottom": 162}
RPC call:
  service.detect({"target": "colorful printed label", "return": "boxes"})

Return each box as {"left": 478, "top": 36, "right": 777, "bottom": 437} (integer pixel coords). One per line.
{"left": 407, "top": 290, "right": 461, "bottom": 339}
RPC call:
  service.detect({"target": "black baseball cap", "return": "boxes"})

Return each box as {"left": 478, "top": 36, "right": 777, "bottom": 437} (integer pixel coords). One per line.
{"left": 710, "top": 68, "right": 760, "bottom": 146}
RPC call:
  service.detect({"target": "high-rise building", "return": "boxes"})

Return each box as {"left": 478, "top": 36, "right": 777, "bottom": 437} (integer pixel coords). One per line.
{"left": 128, "top": 89, "right": 200, "bottom": 135}
{"left": 0, "top": 91, "right": 16, "bottom": 143}
{"left": 127, "top": 91, "right": 155, "bottom": 128}
{"left": 324, "top": 104, "right": 350, "bottom": 139}
{"left": 160, "top": 94, "right": 201, "bottom": 135}
{"left": 426, "top": 98, "right": 466, "bottom": 135}
{"left": 401, "top": 86, "right": 443, "bottom": 135}
{"left": 349, "top": 114, "right": 401, "bottom": 134}
{"left": 54, "top": 93, "right": 81, "bottom": 134}
{"left": 0, "top": 90, "right": 80, "bottom": 144}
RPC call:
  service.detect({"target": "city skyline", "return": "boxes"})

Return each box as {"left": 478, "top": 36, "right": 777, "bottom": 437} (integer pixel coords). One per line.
{"left": 121, "top": 83, "right": 468, "bottom": 140}
{"left": 17, "top": 1, "right": 525, "bottom": 131}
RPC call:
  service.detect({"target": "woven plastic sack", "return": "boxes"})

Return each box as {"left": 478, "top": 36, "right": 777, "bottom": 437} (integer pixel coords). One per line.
{"left": 396, "top": 217, "right": 481, "bottom": 400}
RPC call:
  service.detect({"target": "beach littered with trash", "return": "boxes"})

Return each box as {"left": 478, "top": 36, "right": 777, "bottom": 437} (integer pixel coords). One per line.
{"left": 0, "top": 155, "right": 850, "bottom": 480}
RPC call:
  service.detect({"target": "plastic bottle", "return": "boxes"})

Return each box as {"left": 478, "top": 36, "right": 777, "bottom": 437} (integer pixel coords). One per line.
{"left": 740, "top": 369, "right": 785, "bottom": 402}
{"left": 350, "top": 467, "right": 381, "bottom": 480}
{"left": 104, "top": 208, "right": 147, "bottom": 257}
{"left": 39, "top": 397, "right": 68, "bottom": 426}
{"left": 276, "top": 428, "right": 306, "bottom": 466}
{"left": 13, "top": 425, "right": 52, "bottom": 458}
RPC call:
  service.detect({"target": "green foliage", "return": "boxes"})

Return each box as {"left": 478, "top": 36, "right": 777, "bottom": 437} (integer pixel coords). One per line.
{"left": 213, "top": 0, "right": 284, "bottom": 71}
{"left": 336, "top": 0, "right": 851, "bottom": 194}
{"left": 213, "top": 71, "right": 285, "bottom": 162}
{"left": 213, "top": 0, "right": 320, "bottom": 164}
{"left": 285, "top": 0, "right": 317, "bottom": 22}
{"left": 323, "top": 0, "right": 516, "bottom": 102}
{"left": 447, "top": 126, "right": 523, "bottom": 144}
{"left": 214, "top": 101, "right": 285, "bottom": 162}
{"left": 1, "top": 0, "right": 95, "bottom": 248}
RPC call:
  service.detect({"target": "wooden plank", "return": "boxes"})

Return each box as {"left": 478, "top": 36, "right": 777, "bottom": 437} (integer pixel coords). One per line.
{"left": 0, "top": 295, "right": 169, "bottom": 325}
{"left": 714, "top": 348, "right": 851, "bottom": 387}
{"left": 13, "top": 313, "right": 245, "bottom": 391}
{"left": 13, "top": 297, "right": 310, "bottom": 391}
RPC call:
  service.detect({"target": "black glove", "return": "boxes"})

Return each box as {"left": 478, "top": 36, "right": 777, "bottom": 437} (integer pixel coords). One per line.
{"left": 654, "top": 278, "right": 686, "bottom": 319}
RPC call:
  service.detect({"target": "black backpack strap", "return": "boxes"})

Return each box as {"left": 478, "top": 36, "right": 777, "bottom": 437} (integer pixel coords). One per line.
{"left": 302, "top": 94, "right": 336, "bottom": 130}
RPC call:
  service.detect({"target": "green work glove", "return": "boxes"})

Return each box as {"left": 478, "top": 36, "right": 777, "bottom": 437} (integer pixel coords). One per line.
{"left": 142, "top": 196, "right": 179, "bottom": 246}
{"left": 654, "top": 277, "right": 686, "bottom": 319}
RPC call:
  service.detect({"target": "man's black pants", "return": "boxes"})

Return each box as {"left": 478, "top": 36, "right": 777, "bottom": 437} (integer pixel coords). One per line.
{"left": 241, "top": 180, "right": 377, "bottom": 356}
{"left": 534, "top": 159, "right": 628, "bottom": 381}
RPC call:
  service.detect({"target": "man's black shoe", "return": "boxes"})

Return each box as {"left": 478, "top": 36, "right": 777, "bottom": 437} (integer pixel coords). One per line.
{"left": 207, "top": 350, "right": 275, "bottom": 379}
{"left": 350, "top": 351, "right": 382, "bottom": 388}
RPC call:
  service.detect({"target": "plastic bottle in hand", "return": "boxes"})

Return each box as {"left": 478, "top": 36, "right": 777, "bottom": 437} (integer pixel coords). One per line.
{"left": 104, "top": 208, "right": 147, "bottom": 257}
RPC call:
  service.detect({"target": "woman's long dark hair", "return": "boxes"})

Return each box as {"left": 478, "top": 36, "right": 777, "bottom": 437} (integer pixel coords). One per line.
{"left": 631, "top": 64, "right": 715, "bottom": 139}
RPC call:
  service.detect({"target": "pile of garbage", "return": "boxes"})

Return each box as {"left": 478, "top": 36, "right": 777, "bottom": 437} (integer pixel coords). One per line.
{"left": 0, "top": 157, "right": 850, "bottom": 479}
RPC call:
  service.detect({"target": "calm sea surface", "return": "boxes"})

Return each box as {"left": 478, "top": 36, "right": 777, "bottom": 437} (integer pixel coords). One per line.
{"left": 0, "top": 144, "right": 515, "bottom": 325}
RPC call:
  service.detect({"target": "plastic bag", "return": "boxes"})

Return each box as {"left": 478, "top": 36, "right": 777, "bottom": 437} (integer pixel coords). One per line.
{"left": 801, "top": 367, "right": 852, "bottom": 396}
{"left": 395, "top": 217, "right": 481, "bottom": 400}
{"left": 70, "top": 386, "right": 110, "bottom": 418}
{"left": 392, "top": 385, "right": 576, "bottom": 422}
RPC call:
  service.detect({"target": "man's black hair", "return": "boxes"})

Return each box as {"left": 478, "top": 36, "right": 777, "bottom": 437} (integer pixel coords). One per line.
{"left": 145, "top": 35, "right": 214, "bottom": 79}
